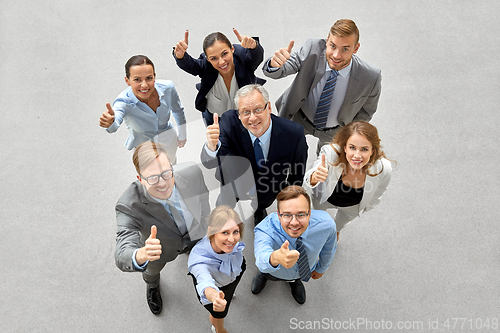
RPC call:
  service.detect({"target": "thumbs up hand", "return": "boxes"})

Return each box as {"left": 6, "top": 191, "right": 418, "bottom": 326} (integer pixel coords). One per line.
{"left": 206, "top": 113, "right": 220, "bottom": 152}
{"left": 270, "top": 240, "right": 300, "bottom": 268}
{"left": 233, "top": 28, "right": 257, "bottom": 49}
{"left": 174, "top": 30, "right": 189, "bottom": 59}
{"left": 270, "top": 40, "right": 294, "bottom": 68}
{"left": 212, "top": 290, "right": 227, "bottom": 312}
{"left": 310, "top": 154, "right": 328, "bottom": 186}
{"left": 99, "top": 103, "right": 115, "bottom": 128}
{"left": 136, "top": 225, "right": 162, "bottom": 265}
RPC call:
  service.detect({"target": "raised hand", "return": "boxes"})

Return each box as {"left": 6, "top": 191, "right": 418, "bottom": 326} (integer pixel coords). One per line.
{"left": 270, "top": 40, "right": 294, "bottom": 68}
{"left": 206, "top": 113, "right": 220, "bottom": 152}
{"left": 174, "top": 30, "right": 189, "bottom": 59}
{"left": 311, "top": 154, "right": 328, "bottom": 185}
{"left": 136, "top": 225, "right": 162, "bottom": 265}
{"left": 271, "top": 240, "right": 300, "bottom": 269}
{"left": 212, "top": 290, "right": 227, "bottom": 312}
{"left": 99, "top": 103, "right": 115, "bottom": 128}
{"left": 233, "top": 28, "right": 257, "bottom": 49}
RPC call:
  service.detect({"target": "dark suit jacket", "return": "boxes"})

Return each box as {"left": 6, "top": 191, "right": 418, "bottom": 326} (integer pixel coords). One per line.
{"left": 174, "top": 38, "right": 266, "bottom": 113}
{"left": 200, "top": 110, "right": 308, "bottom": 209}
{"left": 263, "top": 38, "right": 381, "bottom": 125}
{"left": 115, "top": 162, "right": 210, "bottom": 272}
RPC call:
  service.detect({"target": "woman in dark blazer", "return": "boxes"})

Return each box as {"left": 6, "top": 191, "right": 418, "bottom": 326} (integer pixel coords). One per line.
{"left": 173, "top": 28, "right": 265, "bottom": 126}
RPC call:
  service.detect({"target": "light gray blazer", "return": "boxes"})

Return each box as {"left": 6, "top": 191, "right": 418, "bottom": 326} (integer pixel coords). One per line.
{"left": 114, "top": 161, "right": 210, "bottom": 272}
{"left": 303, "top": 144, "right": 392, "bottom": 224}
{"left": 263, "top": 38, "right": 381, "bottom": 125}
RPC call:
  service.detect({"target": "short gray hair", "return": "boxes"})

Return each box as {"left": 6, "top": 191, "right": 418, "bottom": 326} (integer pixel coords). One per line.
{"left": 234, "top": 84, "right": 269, "bottom": 108}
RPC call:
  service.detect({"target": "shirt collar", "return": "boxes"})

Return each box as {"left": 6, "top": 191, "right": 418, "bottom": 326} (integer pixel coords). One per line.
{"left": 146, "top": 184, "right": 176, "bottom": 205}
{"left": 128, "top": 82, "right": 160, "bottom": 105}
{"left": 248, "top": 118, "right": 273, "bottom": 145}
{"left": 325, "top": 59, "right": 352, "bottom": 78}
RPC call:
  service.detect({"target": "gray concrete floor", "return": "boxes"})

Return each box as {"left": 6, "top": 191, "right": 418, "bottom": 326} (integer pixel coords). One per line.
{"left": 1, "top": 1, "right": 499, "bottom": 332}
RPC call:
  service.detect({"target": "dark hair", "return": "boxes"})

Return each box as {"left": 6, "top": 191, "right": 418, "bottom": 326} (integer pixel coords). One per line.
{"left": 203, "top": 32, "right": 232, "bottom": 54}
{"left": 276, "top": 185, "right": 311, "bottom": 212}
{"left": 125, "top": 55, "right": 155, "bottom": 78}
{"left": 331, "top": 121, "right": 386, "bottom": 176}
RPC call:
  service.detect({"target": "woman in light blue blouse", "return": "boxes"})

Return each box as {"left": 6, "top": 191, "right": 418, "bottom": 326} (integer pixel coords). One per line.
{"left": 188, "top": 205, "right": 245, "bottom": 333}
{"left": 99, "top": 55, "right": 186, "bottom": 163}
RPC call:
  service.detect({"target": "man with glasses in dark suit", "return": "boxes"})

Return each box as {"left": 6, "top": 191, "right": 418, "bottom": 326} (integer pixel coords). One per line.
{"left": 201, "top": 84, "right": 308, "bottom": 225}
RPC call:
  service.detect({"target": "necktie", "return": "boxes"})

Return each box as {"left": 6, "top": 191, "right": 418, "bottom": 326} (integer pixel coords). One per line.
{"left": 253, "top": 138, "right": 265, "bottom": 170}
{"left": 313, "top": 70, "right": 338, "bottom": 129}
{"left": 166, "top": 198, "right": 187, "bottom": 235}
{"left": 295, "top": 237, "right": 311, "bottom": 282}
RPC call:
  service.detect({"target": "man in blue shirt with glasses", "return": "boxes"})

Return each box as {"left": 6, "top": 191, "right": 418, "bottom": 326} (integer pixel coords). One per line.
{"left": 252, "top": 185, "right": 337, "bottom": 304}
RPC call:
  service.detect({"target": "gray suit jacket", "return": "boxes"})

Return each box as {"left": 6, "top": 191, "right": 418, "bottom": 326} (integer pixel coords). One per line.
{"left": 263, "top": 38, "right": 381, "bottom": 125}
{"left": 114, "top": 161, "right": 210, "bottom": 272}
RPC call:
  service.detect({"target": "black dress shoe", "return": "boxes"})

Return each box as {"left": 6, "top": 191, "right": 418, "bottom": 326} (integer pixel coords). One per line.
{"left": 289, "top": 279, "right": 306, "bottom": 304}
{"left": 147, "top": 286, "right": 163, "bottom": 314}
{"left": 254, "top": 208, "right": 267, "bottom": 226}
{"left": 251, "top": 272, "right": 268, "bottom": 294}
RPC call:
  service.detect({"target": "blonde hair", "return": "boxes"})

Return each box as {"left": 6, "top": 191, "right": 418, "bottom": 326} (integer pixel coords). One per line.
{"left": 132, "top": 141, "right": 170, "bottom": 175}
{"left": 207, "top": 205, "right": 244, "bottom": 240}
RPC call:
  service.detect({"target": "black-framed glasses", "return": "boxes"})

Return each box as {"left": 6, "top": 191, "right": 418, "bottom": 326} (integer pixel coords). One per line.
{"left": 238, "top": 103, "right": 268, "bottom": 118}
{"left": 141, "top": 168, "right": 174, "bottom": 185}
{"left": 278, "top": 212, "right": 310, "bottom": 223}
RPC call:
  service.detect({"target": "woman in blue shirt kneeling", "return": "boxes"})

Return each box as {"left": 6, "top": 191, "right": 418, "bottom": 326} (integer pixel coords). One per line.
{"left": 188, "top": 205, "right": 246, "bottom": 333}
{"left": 99, "top": 55, "right": 187, "bottom": 163}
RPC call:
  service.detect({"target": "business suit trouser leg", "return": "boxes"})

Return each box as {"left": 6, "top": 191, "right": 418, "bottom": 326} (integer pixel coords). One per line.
{"left": 142, "top": 260, "right": 167, "bottom": 288}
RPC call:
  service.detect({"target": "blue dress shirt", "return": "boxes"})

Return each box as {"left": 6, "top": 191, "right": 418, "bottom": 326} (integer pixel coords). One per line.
{"left": 254, "top": 210, "right": 337, "bottom": 280}
{"left": 107, "top": 80, "right": 187, "bottom": 150}
{"left": 188, "top": 236, "right": 245, "bottom": 305}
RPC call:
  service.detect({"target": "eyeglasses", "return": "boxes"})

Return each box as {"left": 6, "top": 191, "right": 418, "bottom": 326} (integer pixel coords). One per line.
{"left": 278, "top": 212, "right": 310, "bottom": 223}
{"left": 141, "top": 168, "right": 174, "bottom": 185}
{"left": 238, "top": 103, "right": 268, "bottom": 118}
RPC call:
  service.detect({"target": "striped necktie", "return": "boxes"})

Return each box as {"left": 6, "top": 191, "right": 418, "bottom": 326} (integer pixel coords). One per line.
{"left": 295, "top": 237, "right": 311, "bottom": 282}
{"left": 313, "top": 70, "right": 338, "bottom": 129}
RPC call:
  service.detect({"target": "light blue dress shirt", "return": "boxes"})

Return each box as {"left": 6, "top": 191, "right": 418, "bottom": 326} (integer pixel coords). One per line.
{"left": 303, "top": 61, "right": 352, "bottom": 127}
{"left": 254, "top": 210, "right": 337, "bottom": 280}
{"left": 107, "top": 80, "right": 187, "bottom": 150}
{"left": 188, "top": 236, "right": 245, "bottom": 305}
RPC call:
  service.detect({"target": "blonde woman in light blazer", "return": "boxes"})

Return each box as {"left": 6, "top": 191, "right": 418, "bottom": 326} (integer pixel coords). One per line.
{"left": 304, "top": 122, "right": 392, "bottom": 239}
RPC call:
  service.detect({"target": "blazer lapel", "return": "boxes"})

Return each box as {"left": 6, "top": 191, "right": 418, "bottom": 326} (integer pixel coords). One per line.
{"left": 309, "top": 50, "right": 327, "bottom": 96}
{"left": 339, "top": 54, "right": 360, "bottom": 117}
{"left": 139, "top": 183, "right": 182, "bottom": 236}
{"left": 175, "top": 171, "right": 201, "bottom": 224}
{"left": 266, "top": 115, "right": 283, "bottom": 166}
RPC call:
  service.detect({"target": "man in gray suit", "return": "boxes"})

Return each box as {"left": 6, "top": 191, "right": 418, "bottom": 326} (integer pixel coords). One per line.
{"left": 114, "top": 141, "right": 210, "bottom": 315}
{"left": 263, "top": 19, "right": 381, "bottom": 149}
